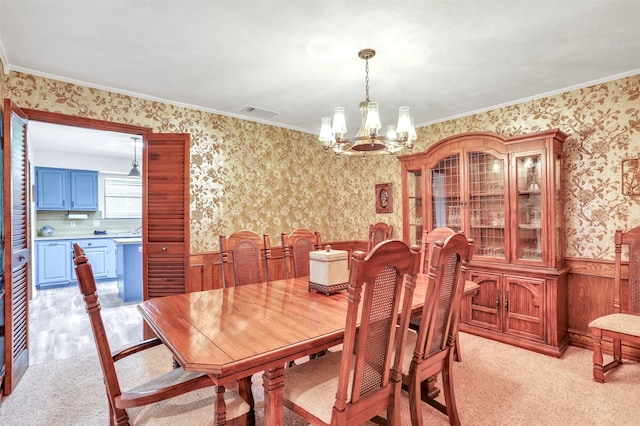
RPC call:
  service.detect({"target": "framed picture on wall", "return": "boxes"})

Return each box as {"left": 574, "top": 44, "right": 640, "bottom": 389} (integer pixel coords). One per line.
{"left": 375, "top": 183, "right": 392, "bottom": 213}
{"left": 622, "top": 158, "right": 640, "bottom": 196}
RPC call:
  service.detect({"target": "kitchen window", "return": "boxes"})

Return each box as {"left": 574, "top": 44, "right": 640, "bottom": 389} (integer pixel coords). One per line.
{"left": 104, "top": 176, "right": 142, "bottom": 219}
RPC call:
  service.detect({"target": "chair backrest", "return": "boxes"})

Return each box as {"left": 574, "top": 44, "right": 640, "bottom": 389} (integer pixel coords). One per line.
{"left": 219, "top": 230, "right": 271, "bottom": 286}
{"left": 281, "top": 228, "right": 321, "bottom": 278}
{"left": 334, "top": 239, "right": 420, "bottom": 422}
{"left": 367, "top": 222, "right": 393, "bottom": 252}
{"left": 615, "top": 227, "right": 640, "bottom": 314}
{"left": 72, "top": 243, "right": 124, "bottom": 417}
{"left": 419, "top": 226, "right": 456, "bottom": 274}
{"left": 412, "top": 233, "right": 474, "bottom": 362}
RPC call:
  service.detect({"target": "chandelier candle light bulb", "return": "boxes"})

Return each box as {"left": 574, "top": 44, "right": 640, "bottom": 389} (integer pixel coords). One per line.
{"left": 319, "top": 48, "right": 417, "bottom": 156}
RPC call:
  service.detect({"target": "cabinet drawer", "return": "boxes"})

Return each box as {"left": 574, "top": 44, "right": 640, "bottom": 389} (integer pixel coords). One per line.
{"left": 75, "top": 239, "right": 109, "bottom": 249}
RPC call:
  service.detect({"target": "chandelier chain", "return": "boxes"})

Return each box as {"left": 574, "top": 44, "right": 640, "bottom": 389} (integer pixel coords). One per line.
{"left": 364, "top": 58, "right": 370, "bottom": 103}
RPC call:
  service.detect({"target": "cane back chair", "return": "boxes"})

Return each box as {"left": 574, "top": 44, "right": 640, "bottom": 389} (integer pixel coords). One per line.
{"left": 367, "top": 222, "right": 394, "bottom": 252}
{"left": 281, "top": 228, "right": 322, "bottom": 278}
{"left": 283, "top": 239, "right": 420, "bottom": 425}
{"left": 73, "top": 243, "right": 249, "bottom": 425}
{"left": 401, "top": 232, "right": 474, "bottom": 426}
{"left": 219, "top": 229, "right": 271, "bottom": 287}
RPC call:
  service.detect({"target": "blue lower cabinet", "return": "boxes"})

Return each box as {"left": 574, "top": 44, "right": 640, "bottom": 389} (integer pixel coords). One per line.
{"left": 72, "top": 239, "right": 114, "bottom": 281}
{"left": 116, "top": 242, "right": 142, "bottom": 303}
{"left": 36, "top": 240, "right": 72, "bottom": 289}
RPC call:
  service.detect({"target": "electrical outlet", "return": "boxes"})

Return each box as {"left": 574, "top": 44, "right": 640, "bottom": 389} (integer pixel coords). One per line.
{"left": 93, "top": 220, "right": 101, "bottom": 227}
{"left": 70, "top": 221, "right": 76, "bottom": 227}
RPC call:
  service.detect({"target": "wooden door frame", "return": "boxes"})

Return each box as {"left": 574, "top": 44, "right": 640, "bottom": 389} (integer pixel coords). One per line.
{"left": 3, "top": 105, "right": 151, "bottom": 396}
{"left": 21, "top": 109, "right": 152, "bottom": 135}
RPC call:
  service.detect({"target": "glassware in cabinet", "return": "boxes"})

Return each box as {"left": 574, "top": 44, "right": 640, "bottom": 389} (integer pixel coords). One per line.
{"left": 430, "top": 154, "right": 462, "bottom": 233}
{"left": 515, "top": 154, "right": 543, "bottom": 262}
{"left": 406, "top": 169, "right": 423, "bottom": 246}
{"left": 467, "top": 152, "right": 506, "bottom": 260}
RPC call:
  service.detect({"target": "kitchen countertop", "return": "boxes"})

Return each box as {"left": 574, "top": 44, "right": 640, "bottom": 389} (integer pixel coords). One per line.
{"left": 34, "top": 233, "right": 141, "bottom": 241}
{"left": 113, "top": 237, "right": 142, "bottom": 244}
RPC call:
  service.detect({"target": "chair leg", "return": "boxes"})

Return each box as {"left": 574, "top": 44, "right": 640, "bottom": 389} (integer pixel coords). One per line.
{"left": 454, "top": 337, "right": 462, "bottom": 362}
{"left": 612, "top": 337, "right": 623, "bottom": 363}
{"left": 441, "top": 351, "right": 461, "bottom": 426}
{"left": 592, "top": 328, "right": 605, "bottom": 383}
{"left": 238, "top": 376, "right": 256, "bottom": 426}
{"left": 408, "top": 367, "right": 424, "bottom": 426}
{"left": 387, "top": 381, "right": 402, "bottom": 426}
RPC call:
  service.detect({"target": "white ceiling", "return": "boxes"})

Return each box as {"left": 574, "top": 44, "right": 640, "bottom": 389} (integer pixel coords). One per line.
{"left": 2, "top": 1, "right": 640, "bottom": 154}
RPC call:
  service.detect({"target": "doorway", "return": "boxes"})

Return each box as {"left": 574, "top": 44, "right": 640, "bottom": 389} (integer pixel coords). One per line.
{"left": 28, "top": 120, "right": 146, "bottom": 365}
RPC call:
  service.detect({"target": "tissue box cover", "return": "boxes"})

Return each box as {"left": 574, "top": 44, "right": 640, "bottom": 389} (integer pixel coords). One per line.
{"left": 309, "top": 249, "right": 349, "bottom": 294}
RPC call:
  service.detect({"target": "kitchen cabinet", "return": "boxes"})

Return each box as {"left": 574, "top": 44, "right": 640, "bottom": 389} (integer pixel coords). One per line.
{"left": 72, "top": 239, "right": 116, "bottom": 281}
{"left": 398, "top": 130, "right": 570, "bottom": 357}
{"left": 115, "top": 239, "right": 142, "bottom": 302}
{"left": 35, "top": 167, "right": 98, "bottom": 211}
{"left": 36, "top": 238, "right": 117, "bottom": 289}
{"left": 35, "top": 240, "right": 72, "bottom": 289}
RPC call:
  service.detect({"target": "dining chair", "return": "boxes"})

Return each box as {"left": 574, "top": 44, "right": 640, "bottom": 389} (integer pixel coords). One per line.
{"left": 367, "top": 221, "right": 393, "bottom": 252}
{"left": 413, "top": 227, "right": 466, "bottom": 362}
{"left": 401, "top": 232, "right": 474, "bottom": 426}
{"left": 72, "top": 243, "right": 249, "bottom": 426}
{"left": 219, "top": 229, "right": 272, "bottom": 287}
{"left": 419, "top": 227, "right": 456, "bottom": 274}
{"left": 281, "top": 228, "right": 322, "bottom": 278}
{"left": 283, "top": 239, "right": 421, "bottom": 425}
{"left": 589, "top": 227, "right": 640, "bottom": 383}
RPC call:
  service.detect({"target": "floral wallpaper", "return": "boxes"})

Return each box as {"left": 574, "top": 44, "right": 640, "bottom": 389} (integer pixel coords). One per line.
{"left": 412, "top": 76, "right": 640, "bottom": 260}
{"left": 2, "top": 68, "right": 640, "bottom": 259}
{"left": 2, "top": 70, "right": 400, "bottom": 252}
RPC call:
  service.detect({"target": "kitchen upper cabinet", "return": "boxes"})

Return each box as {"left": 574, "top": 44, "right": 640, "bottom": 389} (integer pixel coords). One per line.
{"left": 399, "top": 130, "right": 570, "bottom": 357}
{"left": 35, "top": 167, "right": 98, "bottom": 211}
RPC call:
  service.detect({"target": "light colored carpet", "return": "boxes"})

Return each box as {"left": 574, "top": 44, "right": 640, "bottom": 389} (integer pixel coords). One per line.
{"left": 1, "top": 332, "right": 639, "bottom": 425}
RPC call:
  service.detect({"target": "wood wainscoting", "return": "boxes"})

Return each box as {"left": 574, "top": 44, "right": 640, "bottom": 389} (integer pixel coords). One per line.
{"left": 188, "top": 240, "right": 368, "bottom": 292}
{"left": 566, "top": 257, "right": 640, "bottom": 360}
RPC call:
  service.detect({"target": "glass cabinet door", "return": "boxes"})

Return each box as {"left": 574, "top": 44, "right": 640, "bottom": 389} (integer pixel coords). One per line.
{"left": 467, "top": 152, "right": 506, "bottom": 260}
{"left": 430, "top": 154, "right": 462, "bottom": 233}
{"left": 406, "top": 169, "right": 423, "bottom": 246}
{"left": 515, "top": 153, "right": 543, "bottom": 262}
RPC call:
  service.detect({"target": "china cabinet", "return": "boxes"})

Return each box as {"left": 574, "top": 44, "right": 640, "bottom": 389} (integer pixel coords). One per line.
{"left": 399, "top": 130, "right": 569, "bottom": 356}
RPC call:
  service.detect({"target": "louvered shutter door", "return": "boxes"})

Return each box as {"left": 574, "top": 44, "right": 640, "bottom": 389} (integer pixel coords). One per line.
{"left": 3, "top": 99, "right": 30, "bottom": 395}
{"left": 142, "top": 134, "right": 190, "bottom": 301}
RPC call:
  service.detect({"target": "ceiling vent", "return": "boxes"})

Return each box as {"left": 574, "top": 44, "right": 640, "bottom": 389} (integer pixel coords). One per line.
{"left": 240, "top": 106, "right": 278, "bottom": 118}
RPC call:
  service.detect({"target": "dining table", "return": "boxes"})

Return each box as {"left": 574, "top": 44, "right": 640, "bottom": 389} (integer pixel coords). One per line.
{"left": 137, "top": 274, "right": 479, "bottom": 426}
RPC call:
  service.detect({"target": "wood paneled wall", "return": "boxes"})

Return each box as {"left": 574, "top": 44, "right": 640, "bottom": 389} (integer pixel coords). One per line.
{"left": 189, "top": 240, "right": 368, "bottom": 291}
{"left": 565, "top": 257, "right": 639, "bottom": 359}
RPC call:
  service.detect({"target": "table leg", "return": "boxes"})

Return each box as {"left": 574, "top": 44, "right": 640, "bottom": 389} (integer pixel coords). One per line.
{"left": 262, "top": 366, "right": 285, "bottom": 426}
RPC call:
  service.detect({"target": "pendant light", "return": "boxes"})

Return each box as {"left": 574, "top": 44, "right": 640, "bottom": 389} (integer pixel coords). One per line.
{"left": 128, "top": 137, "right": 141, "bottom": 177}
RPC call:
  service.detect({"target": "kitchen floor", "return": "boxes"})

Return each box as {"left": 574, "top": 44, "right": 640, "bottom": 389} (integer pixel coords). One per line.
{"left": 28, "top": 280, "right": 143, "bottom": 365}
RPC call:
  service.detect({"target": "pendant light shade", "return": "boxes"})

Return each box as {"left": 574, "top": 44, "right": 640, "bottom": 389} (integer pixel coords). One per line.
{"left": 128, "top": 137, "right": 141, "bottom": 177}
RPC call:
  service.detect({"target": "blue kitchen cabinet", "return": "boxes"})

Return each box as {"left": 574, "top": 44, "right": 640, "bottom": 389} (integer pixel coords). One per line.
{"left": 35, "top": 167, "right": 98, "bottom": 211}
{"left": 35, "top": 240, "right": 72, "bottom": 289}
{"left": 115, "top": 239, "right": 142, "bottom": 302}
{"left": 72, "top": 239, "right": 115, "bottom": 281}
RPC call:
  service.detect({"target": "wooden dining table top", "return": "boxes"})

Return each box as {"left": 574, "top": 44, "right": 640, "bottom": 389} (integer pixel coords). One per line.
{"left": 137, "top": 275, "right": 479, "bottom": 384}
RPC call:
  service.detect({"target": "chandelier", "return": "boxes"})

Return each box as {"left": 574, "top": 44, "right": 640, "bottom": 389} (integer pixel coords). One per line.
{"left": 319, "top": 48, "right": 417, "bottom": 157}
